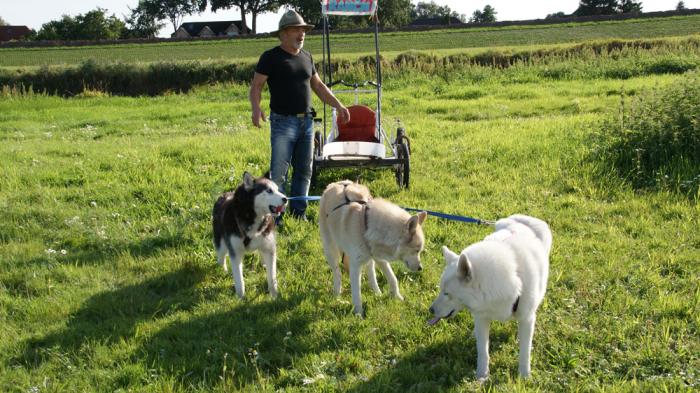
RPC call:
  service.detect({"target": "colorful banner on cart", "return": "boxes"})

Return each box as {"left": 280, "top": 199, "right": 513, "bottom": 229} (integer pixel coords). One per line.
{"left": 322, "top": 0, "right": 378, "bottom": 16}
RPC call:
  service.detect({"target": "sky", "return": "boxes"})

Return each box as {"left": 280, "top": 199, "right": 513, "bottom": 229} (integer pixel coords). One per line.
{"left": 2, "top": 0, "right": 698, "bottom": 37}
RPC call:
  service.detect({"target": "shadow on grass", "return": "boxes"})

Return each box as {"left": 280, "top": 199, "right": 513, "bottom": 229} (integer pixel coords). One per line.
{"left": 24, "top": 233, "right": 195, "bottom": 269}
{"left": 17, "top": 262, "right": 208, "bottom": 367}
{"left": 138, "top": 293, "right": 320, "bottom": 387}
{"left": 346, "top": 329, "right": 513, "bottom": 393}
{"left": 310, "top": 167, "right": 388, "bottom": 196}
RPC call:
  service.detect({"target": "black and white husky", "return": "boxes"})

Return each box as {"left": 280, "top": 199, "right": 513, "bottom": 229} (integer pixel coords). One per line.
{"left": 212, "top": 172, "right": 287, "bottom": 299}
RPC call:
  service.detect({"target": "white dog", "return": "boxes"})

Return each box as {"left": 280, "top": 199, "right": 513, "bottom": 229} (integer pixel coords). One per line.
{"left": 212, "top": 172, "right": 287, "bottom": 298}
{"left": 428, "top": 214, "right": 552, "bottom": 380}
{"left": 319, "top": 180, "right": 427, "bottom": 316}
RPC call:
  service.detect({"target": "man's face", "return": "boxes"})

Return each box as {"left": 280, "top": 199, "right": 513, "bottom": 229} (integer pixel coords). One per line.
{"left": 280, "top": 26, "right": 306, "bottom": 50}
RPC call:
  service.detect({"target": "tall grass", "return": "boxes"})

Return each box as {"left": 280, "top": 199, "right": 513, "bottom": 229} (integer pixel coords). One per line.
{"left": 591, "top": 70, "right": 700, "bottom": 198}
{"left": 0, "top": 60, "right": 256, "bottom": 96}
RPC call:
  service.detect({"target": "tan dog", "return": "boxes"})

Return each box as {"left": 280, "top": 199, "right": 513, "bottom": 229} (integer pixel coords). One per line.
{"left": 319, "top": 180, "right": 427, "bottom": 315}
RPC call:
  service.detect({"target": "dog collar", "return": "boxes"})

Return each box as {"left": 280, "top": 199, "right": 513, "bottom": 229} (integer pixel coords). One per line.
{"left": 242, "top": 215, "right": 274, "bottom": 248}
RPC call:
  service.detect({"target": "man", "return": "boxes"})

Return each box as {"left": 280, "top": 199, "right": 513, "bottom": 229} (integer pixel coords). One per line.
{"left": 250, "top": 9, "right": 350, "bottom": 221}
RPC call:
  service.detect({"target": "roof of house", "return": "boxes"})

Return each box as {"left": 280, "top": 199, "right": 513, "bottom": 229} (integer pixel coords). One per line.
{"left": 0, "top": 25, "right": 32, "bottom": 41}
{"left": 176, "top": 21, "right": 250, "bottom": 36}
{"left": 409, "top": 17, "right": 463, "bottom": 26}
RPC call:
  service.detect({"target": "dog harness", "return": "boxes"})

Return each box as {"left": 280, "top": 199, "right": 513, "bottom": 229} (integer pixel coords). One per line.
{"left": 330, "top": 183, "right": 372, "bottom": 265}
{"left": 239, "top": 215, "right": 274, "bottom": 248}
{"left": 329, "top": 182, "right": 371, "bottom": 231}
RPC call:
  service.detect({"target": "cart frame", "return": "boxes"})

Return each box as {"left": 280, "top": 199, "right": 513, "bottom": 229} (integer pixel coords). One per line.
{"left": 312, "top": 0, "right": 411, "bottom": 188}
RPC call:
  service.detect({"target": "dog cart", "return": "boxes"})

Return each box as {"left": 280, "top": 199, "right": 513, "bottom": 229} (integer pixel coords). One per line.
{"left": 312, "top": 0, "right": 411, "bottom": 188}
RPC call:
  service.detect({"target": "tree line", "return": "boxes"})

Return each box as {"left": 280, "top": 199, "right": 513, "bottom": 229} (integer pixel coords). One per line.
{"left": 1, "top": 1, "right": 690, "bottom": 42}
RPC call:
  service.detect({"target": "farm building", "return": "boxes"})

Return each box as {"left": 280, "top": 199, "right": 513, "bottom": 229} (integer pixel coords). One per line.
{"left": 172, "top": 21, "right": 250, "bottom": 38}
{"left": 0, "top": 26, "right": 32, "bottom": 41}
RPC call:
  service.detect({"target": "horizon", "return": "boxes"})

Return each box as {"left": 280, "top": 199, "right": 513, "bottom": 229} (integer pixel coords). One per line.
{"left": 3, "top": 0, "right": 699, "bottom": 38}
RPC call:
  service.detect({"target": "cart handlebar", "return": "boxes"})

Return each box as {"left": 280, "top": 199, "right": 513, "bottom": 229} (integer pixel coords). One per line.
{"left": 328, "top": 80, "right": 380, "bottom": 89}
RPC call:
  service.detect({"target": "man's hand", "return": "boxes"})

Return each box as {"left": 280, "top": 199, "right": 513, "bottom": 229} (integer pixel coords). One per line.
{"left": 336, "top": 105, "right": 351, "bottom": 124}
{"left": 252, "top": 108, "right": 267, "bottom": 128}
{"left": 250, "top": 72, "right": 268, "bottom": 128}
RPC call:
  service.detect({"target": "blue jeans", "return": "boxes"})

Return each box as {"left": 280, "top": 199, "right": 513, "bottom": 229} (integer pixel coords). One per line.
{"left": 269, "top": 112, "right": 313, "bottom": 214}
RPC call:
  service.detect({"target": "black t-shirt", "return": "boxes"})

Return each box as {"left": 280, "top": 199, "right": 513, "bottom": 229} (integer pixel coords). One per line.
{"left": 255, "top": 46, "right": 317, "bottom": 115}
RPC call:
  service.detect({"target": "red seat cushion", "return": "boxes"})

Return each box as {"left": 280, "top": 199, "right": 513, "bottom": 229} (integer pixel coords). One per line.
{"left": 336, "top": 105, "right": 378, "bottom": 143}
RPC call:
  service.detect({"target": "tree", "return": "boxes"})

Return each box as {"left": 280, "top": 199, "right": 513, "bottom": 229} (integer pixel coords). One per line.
{"left": 0, "top": 16, "right": 8, "bottom": 26}
{"left": 36, "top": 16, "right": 75, "bottom": 40}
{"left": 469, "top": 5, "right": 497, "bottom": 23}
{"left": 249, "top": 1, "right": 283, "bottom": 34}
{"left": 199, "top": 0, "right": 248, "bottom": 34}
{"left": 676, "top": 1, "right": 686, "bottom": 11}
{"left": 201, "top": 0, "right": 281, "bottom": 34}
{"left": 123, "top": 4, "right": 165, "bottom": 38}
{"left": 35, "top": 9, "right": 124, "bottom": 40}
{"left": 574, "top": 0, "right": 619, "bottom": 16}
{"left": 411, "top": 1, "right": 466, "bottom": 23}
{"left": 140, "top": 0, "right": 204, "bottom": 34}
{"left": 377, "top": 0, "right": 413, "bottom": 28}
{"left": 545, "top": 11, "right": 567, "bottom": 19}
{"left": 283, "top": 0, "right": 322, "bottom": 26}
{"left": 618, "top": 0, "right": 642, "bottom": 13}
{"left": 74, "top": 8, "right": 126, "bottom": 39}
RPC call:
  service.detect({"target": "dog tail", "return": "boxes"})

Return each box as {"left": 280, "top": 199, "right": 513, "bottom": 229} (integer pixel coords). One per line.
{"left": 508, "top": 214, "right": 553, "bottom": 256}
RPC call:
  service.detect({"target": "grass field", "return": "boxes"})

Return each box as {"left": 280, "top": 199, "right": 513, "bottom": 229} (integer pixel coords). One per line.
{"left": 1, "top": 14, "right": 700, "bottom": 67}
{"left": 1, "top": 61, "right": 699, "bottom": 391}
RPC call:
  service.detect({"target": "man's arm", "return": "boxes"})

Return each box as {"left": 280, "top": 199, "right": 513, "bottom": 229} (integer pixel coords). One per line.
{"left": 310, "top": 73, "right": 350, "bottom": 124}
{"left": 250, "top": 72, "right": 268, "bottom": 127}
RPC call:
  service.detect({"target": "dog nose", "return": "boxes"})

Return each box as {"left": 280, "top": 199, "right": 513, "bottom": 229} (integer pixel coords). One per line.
{"left": 282, "top": 197, "right": 288, "bottom": 204}
{"left": 429, "top": 306, "right": 434, "bottom": 314}
{"left": 417, "top": 265, "right": 423, "bottom": 272}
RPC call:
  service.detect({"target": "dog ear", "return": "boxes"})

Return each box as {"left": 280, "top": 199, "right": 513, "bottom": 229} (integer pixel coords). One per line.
{"left": 242, "top": 171, "right": 255, "bottom": 191}
{"left": 457, "top": 253, "right": 472, "bottom": 282}
{"left": 407, "top": 212, "right": 425, "bottom": 235}
{"left": 441, "top": 246, "right": 458, "bottom": 264}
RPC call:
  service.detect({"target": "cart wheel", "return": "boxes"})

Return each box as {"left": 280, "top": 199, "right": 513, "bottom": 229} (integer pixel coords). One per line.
{"left": 395, "top": 141, "right": 410, "bottom": 189}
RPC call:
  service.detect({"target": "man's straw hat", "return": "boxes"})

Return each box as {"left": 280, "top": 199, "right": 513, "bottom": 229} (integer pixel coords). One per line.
{"left": 272, "top": 10, "right": 314, "bottom": 37}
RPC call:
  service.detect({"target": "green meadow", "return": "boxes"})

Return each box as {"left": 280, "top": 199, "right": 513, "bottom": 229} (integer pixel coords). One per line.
{"left": 1, "top": 16, "right": 699, "bottom": 393}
